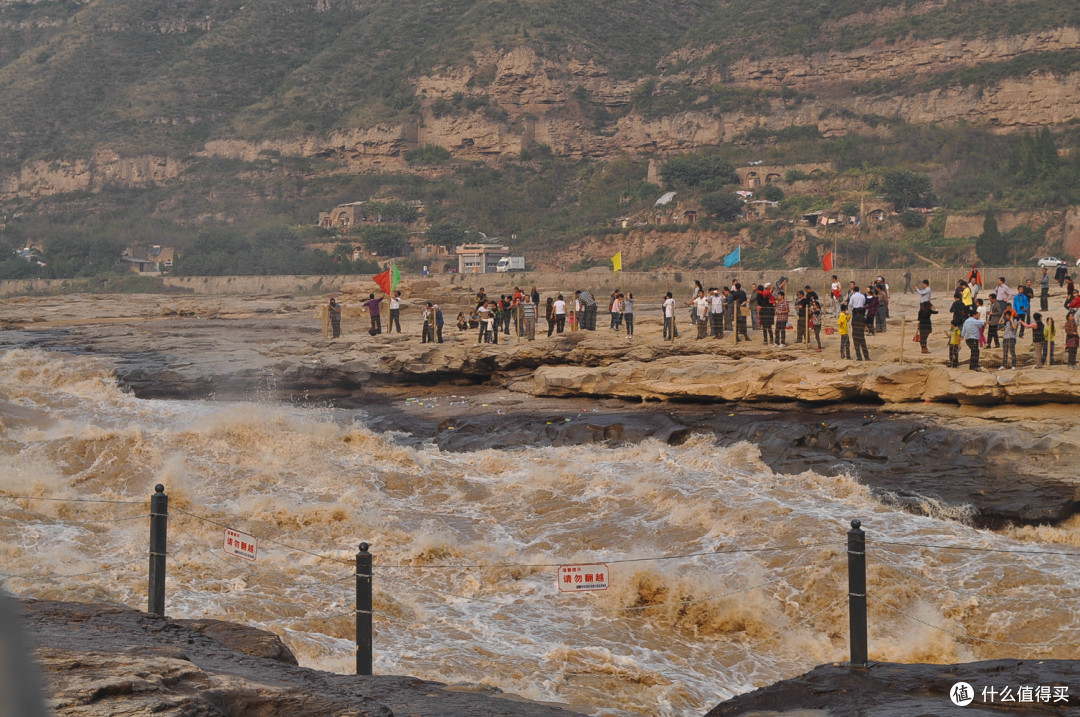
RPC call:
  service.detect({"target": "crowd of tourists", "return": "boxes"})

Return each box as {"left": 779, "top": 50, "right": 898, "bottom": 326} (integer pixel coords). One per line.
{"left": 923, "top": 264, "right": 1080, "bottom": 371}
{"left": 325, "top": 265, "right": 1079, "bottom": 370}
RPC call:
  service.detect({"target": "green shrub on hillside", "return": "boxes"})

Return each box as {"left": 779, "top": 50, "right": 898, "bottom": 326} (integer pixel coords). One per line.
{"left": 367, "top": 200, "right": 420, "bottom": 223}
{"left": 898, "top": 211, "right": 927, "bottom": 229}
{"left": 762, "top": 184, "right": 785, "bottom": 202}
{"left": 881, "top": 170, "right": 935, "bottom": 210}
{"left": 661, "top": 152, "right": 739, "bottom": 189}
{"left": 427, "top": 220, "right": 471, "bottom": 250}
{"left": 404, "top": 144, "right": 452, "bottom": 165}
{"left": 700, "top": 191, "right": 743, "bottom": 221}
{"left": 0, "top": 256, "right": 45, "bottom": 280}
{"left": 361, "top": 224, "right": 411, "bottom": 257}
{"left": 171, "top": 226, "right": 376, "bottom": 276}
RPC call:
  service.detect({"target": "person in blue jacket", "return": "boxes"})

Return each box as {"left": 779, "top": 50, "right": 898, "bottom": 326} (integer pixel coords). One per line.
{"left": 1013, "top": 289, "right": 1030, "bottom": 339}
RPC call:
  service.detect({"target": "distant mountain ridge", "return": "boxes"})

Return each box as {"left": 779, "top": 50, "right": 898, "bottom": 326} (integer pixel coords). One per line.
{"left": 1, "top": 0, "right": 1079, "bottom": 202}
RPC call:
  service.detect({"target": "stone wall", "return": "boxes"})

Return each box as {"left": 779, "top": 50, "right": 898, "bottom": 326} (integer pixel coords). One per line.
{"left": 943, "top": 211, "right": 1049, "bottom": 239}
{"left": 0, "top": 266, "right": 1055, "bottom": 300}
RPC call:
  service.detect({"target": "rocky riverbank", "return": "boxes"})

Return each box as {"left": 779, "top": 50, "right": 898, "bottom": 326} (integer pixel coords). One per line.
{"left": 706, "top": 659, "right": 1080, "bottom": 715}
{"left": 17, "top": 597, "right": 1080, "bottom": 716}
{"left": 14, "top": 598, "right": 578, "bottom": 716}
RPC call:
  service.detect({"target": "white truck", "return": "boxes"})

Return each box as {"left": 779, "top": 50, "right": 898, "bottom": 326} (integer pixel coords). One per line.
{"left": 495, "top": 256, "right": 525, "bottom": 272}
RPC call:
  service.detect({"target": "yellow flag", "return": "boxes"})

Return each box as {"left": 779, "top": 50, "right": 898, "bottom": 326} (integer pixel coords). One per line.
{"left": 612, "top": 251, "right": 622, "bottom": 273}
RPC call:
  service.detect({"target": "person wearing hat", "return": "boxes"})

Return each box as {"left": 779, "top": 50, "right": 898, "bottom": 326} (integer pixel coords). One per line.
{"left": 328, "top": 297, "right": 342, "bottom": 338}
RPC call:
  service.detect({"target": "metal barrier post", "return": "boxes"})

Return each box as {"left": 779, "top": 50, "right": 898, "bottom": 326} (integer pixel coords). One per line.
{"left": 847, "top": 518, "right": 868, "bottom": 666}
{"left": 356, "top": 542, "right": 373, "bottom": 676}
{"left": 148, "top": 484, "right": 168, "bottom": 616}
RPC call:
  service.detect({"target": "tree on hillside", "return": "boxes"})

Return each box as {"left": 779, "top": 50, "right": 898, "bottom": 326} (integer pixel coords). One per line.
{"left": 43, "top": 234, "right": 126, "bottom": 277}
{"left": 362, "top": 225, "right": 410, "bottom": 257}
{"left": 975, "top": 212, "right": 1008, "bottom": 265}
{"left": 367, "top": 201, "right": 420, "bottom": 223}
{"left": 426, "top": 220, "right": 470, "bottom": 251}
{"left": 251, "top": 226, "right": 306, "bottom": 275}
{"left": 0, "top": 256, "right": 44, "bottom": 280}
{"left": 881, "top": 169, "right": 934, "bottom": 210}
{"left": 661, "top": 152, "right": 739, "bottom": 190}
{"left": 700, "top": 191, "right": 743, "bottom": 221}
{"left": 171, "top": 231, "right": 250, "bottom": 276}
{"left": 332, "top": 243, "right": 356, "bottom": 260}
{"left": 1008, "top": 127, "right": 1059, "bottom": 182}
{"left": 898, "top": 210, "right": 926, "bottom": 229}
{"left": 762, "top": 184, "right": 784, "bottom": 202}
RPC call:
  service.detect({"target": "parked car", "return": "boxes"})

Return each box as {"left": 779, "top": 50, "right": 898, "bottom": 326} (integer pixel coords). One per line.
{"left": 1037, "top": 256, "right": 1064, "bottom": 268}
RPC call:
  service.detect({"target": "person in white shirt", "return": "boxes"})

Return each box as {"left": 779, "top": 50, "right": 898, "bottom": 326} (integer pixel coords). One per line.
{"left": 663, "top": 292, "right": 678, "bottom": 340}
{"left": 829, "top": 276, "right": 842, "bottom": 315}
{"left": 709, "top": 288, "right": 725, "bottom": 338}
{"left": 553, "top": 295, "right": 567, "bottom": 334}
{"left": 420, "top": 302, "right": 434, "bottom": 343}
{"left": 389, "top": 291, "right": 402, "bottom": 333}
{"left": 916, "top": 280, "right": 932, "bottom": 305}
{"left": 476, "top": 302, "right": 491, "bottom": 344}
{"left": 993, "top": 277, "right": 1013, "bottom": 302}
{"left": 848, "top": 282, "right": 867, "bottom": 317}
{"left": 694, "top": 290, "right": 710, "bottom": 339}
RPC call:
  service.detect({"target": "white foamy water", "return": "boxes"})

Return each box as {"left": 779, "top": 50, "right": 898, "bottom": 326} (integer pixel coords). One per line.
{"left": 2, "top": 347, "right": 1079, "bottom": 715}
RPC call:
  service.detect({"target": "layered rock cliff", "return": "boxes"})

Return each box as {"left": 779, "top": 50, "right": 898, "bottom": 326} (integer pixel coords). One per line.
{"left": 4, "top": 25, "right": 1080, "bottom": 199}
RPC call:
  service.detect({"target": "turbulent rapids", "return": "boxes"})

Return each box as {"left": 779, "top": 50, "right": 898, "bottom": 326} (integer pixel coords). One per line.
{"left": 3, "top": 348, "right": 1080, "bottom": 716}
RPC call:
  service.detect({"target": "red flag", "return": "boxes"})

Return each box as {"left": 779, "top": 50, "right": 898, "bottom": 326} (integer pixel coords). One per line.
{"left": 373, "top": 269, "right": 392, "bottom": 294}
{"left": 822, "top": 251, "right": 834, "bottom": 272}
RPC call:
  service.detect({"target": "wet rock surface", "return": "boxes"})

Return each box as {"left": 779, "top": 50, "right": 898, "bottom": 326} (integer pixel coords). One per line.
{"left": 22, "top": 599, "right": 578, "bottom": 716}
{"left": 706, "top": 659, "right": 1080, "bottom": 715}
{"left": 358, "top": 402, "right": 1080, "bottom": 529}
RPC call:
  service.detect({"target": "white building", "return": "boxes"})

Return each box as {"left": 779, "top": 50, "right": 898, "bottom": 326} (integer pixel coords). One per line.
{"left": 456, "top": 242, "right": 509, "bottom": 274}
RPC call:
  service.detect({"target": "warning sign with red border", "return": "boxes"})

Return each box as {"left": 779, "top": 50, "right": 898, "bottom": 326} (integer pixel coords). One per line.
{"left": 558, "top": 563, "right": 609, "bottom": 592}
{"left": 223, "top": 528, "right": 257, "bottom": 561}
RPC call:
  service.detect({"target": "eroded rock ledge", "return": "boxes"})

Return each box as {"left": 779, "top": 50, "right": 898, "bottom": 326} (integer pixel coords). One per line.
{"left": 533, "top": 357, "right": 1080, "bottom": 406}
{"left": 20, "top": 599, "right": 577, "bottom": 717}
{"left": 707, "top": 659, "right": 1080, "bottom": 715}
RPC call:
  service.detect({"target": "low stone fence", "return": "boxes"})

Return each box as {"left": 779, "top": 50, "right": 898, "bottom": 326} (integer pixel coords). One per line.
{"left": 0, "top": 265, "right": 1061, "bottom": 300}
